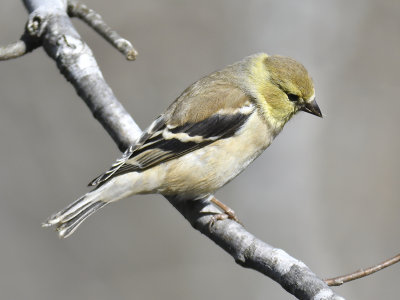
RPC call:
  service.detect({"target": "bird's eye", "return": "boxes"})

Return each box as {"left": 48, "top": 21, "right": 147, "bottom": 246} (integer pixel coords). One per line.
{"left": 287, "top": 93, "right": 300, "bottom": 102}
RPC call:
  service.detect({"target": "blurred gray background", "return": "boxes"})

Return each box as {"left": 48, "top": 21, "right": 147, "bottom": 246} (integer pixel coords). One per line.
{"left": 1, "top": 0, "right": 399, "bottom": 299}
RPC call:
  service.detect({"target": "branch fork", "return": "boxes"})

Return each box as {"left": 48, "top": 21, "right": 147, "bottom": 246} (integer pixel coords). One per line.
{"left": 0, "top": 0, "right": 136, "bottom": 61}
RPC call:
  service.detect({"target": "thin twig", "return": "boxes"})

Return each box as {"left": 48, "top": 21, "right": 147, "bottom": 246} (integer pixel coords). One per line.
{"left": 325, "top": 253, "right": 400, "bottom": 286}
{"left": 67, "top": 0, "right": 138, "bottom": 60}
{"left": 0, "top": 30, "right": 40, "bottom": 60}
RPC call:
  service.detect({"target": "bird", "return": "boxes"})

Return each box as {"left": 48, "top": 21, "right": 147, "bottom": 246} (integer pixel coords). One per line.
{"left": 43, "top": 53, "right": 322, "bottom": 238}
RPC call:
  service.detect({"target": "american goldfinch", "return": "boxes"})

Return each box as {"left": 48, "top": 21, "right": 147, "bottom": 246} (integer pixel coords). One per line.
{"left": 44, "top": 53, "right": 322, "bottom": 238}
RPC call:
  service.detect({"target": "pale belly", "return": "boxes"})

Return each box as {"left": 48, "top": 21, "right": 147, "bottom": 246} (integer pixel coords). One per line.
{"left": 155, "top": 113, "right": 273, "bottom": 199}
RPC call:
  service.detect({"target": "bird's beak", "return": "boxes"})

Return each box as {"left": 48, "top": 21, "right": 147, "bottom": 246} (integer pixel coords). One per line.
{"left": 301, "top": 99, "right": 322, "bottom": 118}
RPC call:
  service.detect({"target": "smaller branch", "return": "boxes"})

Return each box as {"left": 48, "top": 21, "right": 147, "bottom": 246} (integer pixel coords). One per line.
{"left": 67, "top": 0, "right": 138, "bottom": 60}
{"left": 325, "top": 252, "right": 400, "bottom": 286}
{"left": 0, "top": 30, "right": 40, "bottom": 61}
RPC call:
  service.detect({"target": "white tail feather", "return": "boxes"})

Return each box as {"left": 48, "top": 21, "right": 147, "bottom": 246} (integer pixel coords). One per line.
{"left": 42, "top": 189, "right": 107, "bottom": 238}
{"left": 43, "top": 174, "right": 139, "bottom": 238}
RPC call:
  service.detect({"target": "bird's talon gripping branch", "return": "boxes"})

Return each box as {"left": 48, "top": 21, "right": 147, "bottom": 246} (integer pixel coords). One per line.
{"left": 208, "top": 213, "right": 228, "bottom": 229}
{"left": 210, "top": 197, "right": 243, "bottom": 225}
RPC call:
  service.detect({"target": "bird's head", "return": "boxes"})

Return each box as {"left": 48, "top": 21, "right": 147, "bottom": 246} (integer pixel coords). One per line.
{"left": 249, "top": 54, "right": 322, "bottom": 129}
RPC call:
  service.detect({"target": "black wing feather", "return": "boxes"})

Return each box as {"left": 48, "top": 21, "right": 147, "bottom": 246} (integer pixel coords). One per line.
{"left": 88, "top": 115, "right": 165, "bottom": 186}
{"left": 89, "top": 107, "right": 254, "bottom": 186}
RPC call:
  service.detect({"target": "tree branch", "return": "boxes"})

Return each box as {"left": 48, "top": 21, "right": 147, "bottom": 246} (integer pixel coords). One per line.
{"left": 18, "top": 0, "right": 346, "bottom": 299}
{"left": 67, "top": 0, "right": 137, "bottom": 60}
{"left": 0, "top": 28, "right": 40, "bottom": 60}
{"left": 324, "top": 253, "right": 400, "bottom": 286}
{"left": 22, "top": 0, "right": 141, "bottom": 151}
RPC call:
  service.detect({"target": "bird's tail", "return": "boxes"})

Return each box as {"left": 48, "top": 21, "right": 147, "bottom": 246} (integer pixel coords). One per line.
{"left": 42, "top": 174, "right": 139, "bottom": 238}
{"left": 42, "top": 189, "right": 108, "bottom": 238}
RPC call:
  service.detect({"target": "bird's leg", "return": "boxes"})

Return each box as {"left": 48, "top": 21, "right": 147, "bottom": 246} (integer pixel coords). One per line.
{"left": 209, "top": 197, "right": 242, "bottom": 225}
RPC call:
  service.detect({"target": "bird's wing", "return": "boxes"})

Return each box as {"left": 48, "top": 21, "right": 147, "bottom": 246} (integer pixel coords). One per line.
{"left": 89, "top": 84, "right": 255, "bottom": 187}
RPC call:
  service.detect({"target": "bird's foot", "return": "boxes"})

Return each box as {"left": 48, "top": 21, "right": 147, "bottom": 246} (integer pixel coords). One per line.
{"left": 209, "top": 197, "right": 243, "bottom": 226}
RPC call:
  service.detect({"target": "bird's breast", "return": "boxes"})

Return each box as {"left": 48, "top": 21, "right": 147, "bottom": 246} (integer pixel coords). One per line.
{"left": 156, "top": 112, "right": 273, "bottom": 199}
